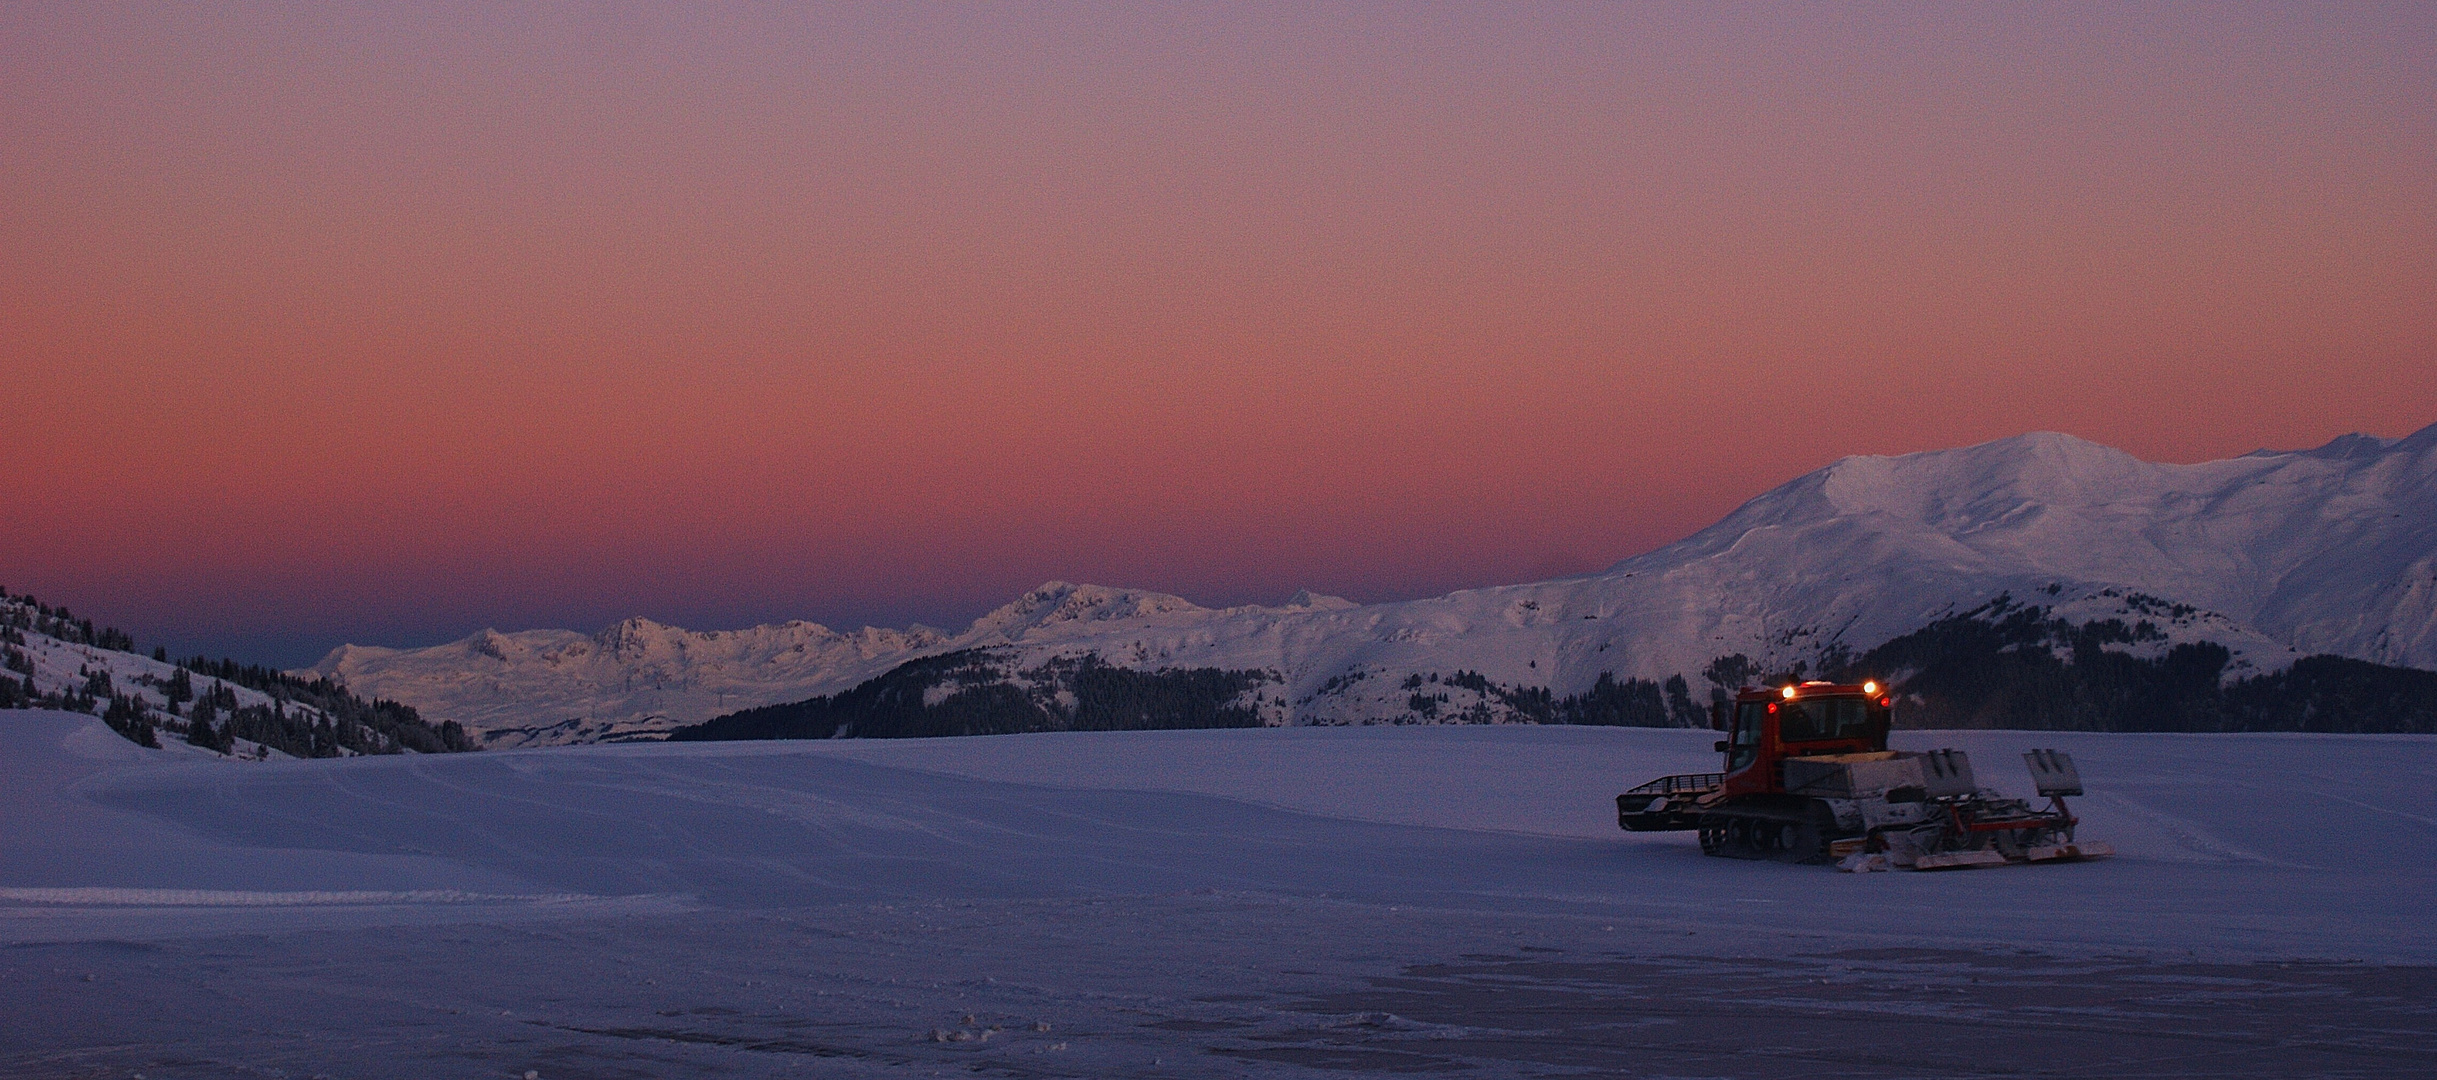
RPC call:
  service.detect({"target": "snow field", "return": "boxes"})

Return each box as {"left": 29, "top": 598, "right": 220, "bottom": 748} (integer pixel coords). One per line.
{"left": 7, "top": 710, "right": 2436, "bottom": 1077}
{"left": 7, "top": 711, "right": 2433, "bottom": 960}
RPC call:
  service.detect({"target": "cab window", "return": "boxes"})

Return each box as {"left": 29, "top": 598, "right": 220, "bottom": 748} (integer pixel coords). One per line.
{"left": 1728, "top": 701, "right": 1765, "bottom": 771}
{"left": 1778, "top": 697, "right": 1872, "bottom": 742}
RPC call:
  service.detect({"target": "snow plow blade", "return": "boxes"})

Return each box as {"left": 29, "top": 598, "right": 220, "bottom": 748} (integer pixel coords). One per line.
{"left": 1910, "top": 850, "right": 2010, "bottom": 870}
{"left": 2024, "top": 841, "right": 2113, "bottom": 862}
{"left": 1867, "top": 842, "right": 2115, "bottom": 871}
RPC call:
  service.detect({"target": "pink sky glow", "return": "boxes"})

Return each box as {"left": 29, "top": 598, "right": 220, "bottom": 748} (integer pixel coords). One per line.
{"left": 4, "top": 4, "right": 2432, "bottom": 664}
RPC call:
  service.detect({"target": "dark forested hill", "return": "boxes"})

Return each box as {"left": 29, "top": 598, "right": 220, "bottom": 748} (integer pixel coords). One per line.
{"left": 669, "top": 650, "right": 1279, "bottom": 741}
{"left": 1815, "top": 596, "right": 2437, "bottom": 734}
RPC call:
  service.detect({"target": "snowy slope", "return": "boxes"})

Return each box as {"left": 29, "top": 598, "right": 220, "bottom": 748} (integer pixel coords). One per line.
{"left": 5, "top": 712, "right": 2434, "bottom": 1076}
{"left": 947, "top": 425, "right": 2435, "bottom": 723}
{"left": 312, "top": 424, "right": 2437, "bottom": 740}
{"left": 2, "top": 597, "right": 311, "bottom": 761}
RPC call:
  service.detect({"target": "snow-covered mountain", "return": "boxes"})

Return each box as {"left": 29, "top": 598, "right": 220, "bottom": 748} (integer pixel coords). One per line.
{"left": 306, "top": 618, "right": 950, "bottom": 747}
{"left": 311, "top": 424, "right": 2437, "bottom": 742}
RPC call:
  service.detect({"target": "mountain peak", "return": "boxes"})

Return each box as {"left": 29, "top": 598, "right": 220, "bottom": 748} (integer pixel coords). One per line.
{"left": 964, "top": 582, "right": 1208, "bottom": 640}
{"left": 1807, "top": 430, "right": 2151, "bottom": 521}
{"left": 2300, "top": 432, "right": 2402, "bottom": 461}
{"left": 1941, "top": 430, "right": 2147, "bottom": 478}
{"left": 592, "top": 616, "right": 684, "bottom": 658}
{"left": 1283, "top": 589, "right": 1356, "bottom": 611}
{"left": 468, "top": 629, "right": 520, "bottom": 660}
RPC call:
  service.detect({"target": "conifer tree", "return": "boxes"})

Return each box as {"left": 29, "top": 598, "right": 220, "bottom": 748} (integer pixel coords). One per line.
{"left": 185, "top": 712, "right": 218, "bottom": 751}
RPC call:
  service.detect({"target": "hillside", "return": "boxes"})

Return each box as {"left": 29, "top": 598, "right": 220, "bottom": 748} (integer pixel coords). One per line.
{"left": 1, "top": 589, "right": 475, "bottom": 757}
{"left": 325, "top": 424, "right": 2437, "bottom": 742}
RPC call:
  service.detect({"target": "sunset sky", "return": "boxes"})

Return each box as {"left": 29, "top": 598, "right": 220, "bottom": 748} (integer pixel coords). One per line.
{"left": 5, "top": 4, "right": 2432, "bottom": 666}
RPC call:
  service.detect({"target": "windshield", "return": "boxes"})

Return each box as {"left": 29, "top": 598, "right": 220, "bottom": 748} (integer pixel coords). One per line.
{"left": 1777, "top": 697, "right": 1874, "bottom": 742}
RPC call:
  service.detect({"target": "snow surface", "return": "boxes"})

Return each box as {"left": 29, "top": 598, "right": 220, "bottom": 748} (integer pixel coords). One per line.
{"left": 307, "top": 424, "right": 2437, "bottom": 744}
{"left": 7, "top": 710, "right": 2435, "bottom": 1076}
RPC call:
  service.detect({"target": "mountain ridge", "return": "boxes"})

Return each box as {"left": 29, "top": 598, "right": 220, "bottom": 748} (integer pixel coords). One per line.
{"left": 310, "top": 423, "right": 2437, "bottom": 744}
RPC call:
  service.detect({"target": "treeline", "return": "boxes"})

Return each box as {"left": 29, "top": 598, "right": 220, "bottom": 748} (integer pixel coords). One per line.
{"left": 175, "top": 656, "right": 476, "bottom": 754}
{"left": 671, "top": 650, "right": 1274, "bottom": 741}
{"left": 680, "top": 649, "right": 1723, "bottom": 742}
{"left": 1801, "top": 595, "right": 2437, "bottom": 734}
{"left": 177, "top": 676, "right": 477, "bottom": 758}
{"left": 2, "top": 588, "right": 136, "bottom": 652}
{"left": 0, "top": 659, "right": 174, "bottom": 749}
{"left": 1401, "top": 669, "right": 1707, "bottom": 727}
{"left": 1, "top": 586, "right": 477, "bottom": 756}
